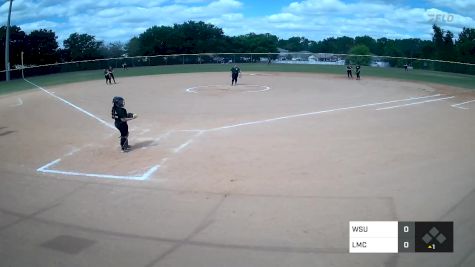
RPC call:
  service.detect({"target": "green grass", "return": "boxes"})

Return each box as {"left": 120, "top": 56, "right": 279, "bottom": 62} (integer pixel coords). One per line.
{"left": 1, "top": 63, "right": 474, "bottom": 96}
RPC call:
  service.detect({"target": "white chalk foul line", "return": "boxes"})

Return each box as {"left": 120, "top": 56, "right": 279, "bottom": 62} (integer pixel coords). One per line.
{"left": 451, "top": 99, "right": 475, "bottom": 109}
{"left": 376, "top": 96, "right": 455, "bottom": 111}
{"left": 205, "top": 94, "right": 442, "bottom": 132}
{"left": 173, "top": 139, "right": 194, "bottom": 153}
{"left": 24, "top": 78, "right": 115, "bottom": 130}
{"left": 173, "top": 131, "right": 204, "bottom": 154}
{"left": 37, "top": 158, "right": 160, "bottom": 181}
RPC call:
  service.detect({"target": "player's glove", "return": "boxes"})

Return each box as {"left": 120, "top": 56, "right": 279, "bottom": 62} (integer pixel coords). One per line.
{"left": 127, "top": 112, "right": 138, "bottom": 119}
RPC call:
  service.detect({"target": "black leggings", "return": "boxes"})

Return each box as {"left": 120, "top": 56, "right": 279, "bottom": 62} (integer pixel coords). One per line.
{"left": 115, "top": 122, "right": 129, "bottom": 149}
{"left": 347, "top": 70, "right": 353, "bottom": 78}
{"left": 232, "top": 73, "right": 238, "bottom": 85}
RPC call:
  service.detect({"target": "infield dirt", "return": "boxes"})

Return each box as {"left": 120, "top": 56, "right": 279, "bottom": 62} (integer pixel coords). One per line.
{"left": 0, "top": 72, "right": 474, "bottom": 266}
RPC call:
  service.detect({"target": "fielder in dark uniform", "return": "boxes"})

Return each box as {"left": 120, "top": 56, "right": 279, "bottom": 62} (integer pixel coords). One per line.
{"left": 108, "top": 66, "right": 116, "bottom": 84}
{"left": 356, "top": 65, "right": 361, "bottom": 80}
{"left": 111, "top": 96, "right": 136, "bottom": 152}
{"left": 104, "top": 69, "right": 112, "bottom": 84}
{"left": 230, "top": 65, "right": 241, "bottom": 86}
{"left": 346, "top": 65, "right": 353, "bottom": 78}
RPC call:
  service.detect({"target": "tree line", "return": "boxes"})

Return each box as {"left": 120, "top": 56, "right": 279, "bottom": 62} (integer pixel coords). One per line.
{"left": 0, "top": 26, "right": 125, "bottom": 69}
{"left": 1, "top": 21, "right": 474, "bottom": 71}
{"left": 278, "top": 25, "right": 475, "bottom": 64}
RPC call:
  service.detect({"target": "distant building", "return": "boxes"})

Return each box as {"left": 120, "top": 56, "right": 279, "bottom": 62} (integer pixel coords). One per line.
{"left": 370, "top": 61, "right": 390, "bottom": 67}
{"left": 275, "top": 49, "right": 344, "bottom": 65}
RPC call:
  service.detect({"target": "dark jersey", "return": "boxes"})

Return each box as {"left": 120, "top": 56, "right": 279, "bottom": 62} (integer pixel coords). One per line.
{"left": 347, "top": 66, "right": 352, "bottom": 71}
{"left": 231, "top": 67, "right": 240, "bottom": 75}
{"left": 112, "top": 106, "right": 127, "bottom": 124}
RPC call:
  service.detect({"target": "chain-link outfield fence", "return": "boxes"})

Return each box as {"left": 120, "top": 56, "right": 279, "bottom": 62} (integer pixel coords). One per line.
{"left": 1, "top": 52, "right": 474, "bottom": 81}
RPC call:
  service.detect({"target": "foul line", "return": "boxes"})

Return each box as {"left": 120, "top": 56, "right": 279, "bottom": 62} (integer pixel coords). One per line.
{"left": 451, "top": 99, "right": 475, "bottom": 110}
{"left": 205, "top": 94, "right": 442, "bottom": 132}
{"left": 37, "top": 159, "right": 160, "bottom": 181}
{"left": 376, "top": 96, "right": 455, "bottom": 111}
{"left": 24, "top": 78, "right": 115, "bottom": 130}
{"left": 173, "top": 131, "right": 204, "bottom": 154}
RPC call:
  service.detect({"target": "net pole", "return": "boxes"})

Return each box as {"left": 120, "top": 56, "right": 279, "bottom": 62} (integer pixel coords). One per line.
{"left": 4, "top": 0, "right": 13, "bottom": 81}
{"left": 21, "top": 51, "right": 24, "bottom": 79}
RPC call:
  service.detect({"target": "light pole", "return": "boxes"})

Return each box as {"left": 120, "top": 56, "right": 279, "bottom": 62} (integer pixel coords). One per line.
{"left": 5, "top": 0, "right": 13, "bottom": 81}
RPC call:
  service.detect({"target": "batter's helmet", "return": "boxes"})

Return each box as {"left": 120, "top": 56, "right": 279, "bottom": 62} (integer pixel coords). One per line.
{"left": 113, "top": 96, "right": 125, "bottom": 108}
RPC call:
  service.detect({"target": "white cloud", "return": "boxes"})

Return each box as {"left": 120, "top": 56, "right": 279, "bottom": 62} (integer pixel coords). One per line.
{"left": 0, "top": 0, "right": 245, "bottom": 44}
{"left": 1, "top": 0, "right": 474, "bottom": 45}
{"left": 19, "top": 20, "right": 60, "bottom": 32}
{"left": 174, "top": 0, "right": 211, "bottom": 3}
{"left": 286, "top": 0, "right": 347, "bottom": 14}
{"left": 429, "top": 0, "right": 475, "bottom": 14}
{"left": 258, "top": 0, "right": 475, "bottom": 40}
{"left": 267, "top": 13, "right": 303, "bottom": 23}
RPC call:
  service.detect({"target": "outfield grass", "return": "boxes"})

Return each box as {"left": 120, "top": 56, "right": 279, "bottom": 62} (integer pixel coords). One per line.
{"left": 1, "top": 63, "right": 474, "bottom": 95}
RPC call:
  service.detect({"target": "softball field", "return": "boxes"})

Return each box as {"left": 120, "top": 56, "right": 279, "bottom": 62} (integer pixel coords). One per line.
{"left": 1, "top": 71, "right": 474, "bottom": 266}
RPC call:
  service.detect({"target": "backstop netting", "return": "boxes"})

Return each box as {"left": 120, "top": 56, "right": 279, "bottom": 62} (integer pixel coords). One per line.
{"left": 1, "top": 52, "right": 474, "bottom": 81}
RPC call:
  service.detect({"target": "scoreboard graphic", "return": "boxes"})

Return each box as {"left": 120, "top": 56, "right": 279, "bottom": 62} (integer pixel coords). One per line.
{"left": 349, "top": 221, "right": 453, "bottom": 253}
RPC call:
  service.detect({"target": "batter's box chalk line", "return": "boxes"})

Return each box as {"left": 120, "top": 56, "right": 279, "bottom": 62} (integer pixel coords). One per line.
{"left": 36, "top": 130, "right": 201, "bottom": 181}
{"left": 9, "top": 97, "right": 23, "bottom": 107}
{"left": 37, "top": 158, "right": 161, "bottom": 181}
{"left": 451, "top": 99, "right": 475, "bottom": 110}
{"left": 185, "top": 84, "right": 271, "bottom": 93}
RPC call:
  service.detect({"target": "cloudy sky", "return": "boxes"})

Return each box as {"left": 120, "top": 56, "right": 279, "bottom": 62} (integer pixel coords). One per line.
{"left": 1, "top": 0, "right": 475, "bottom": 44}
